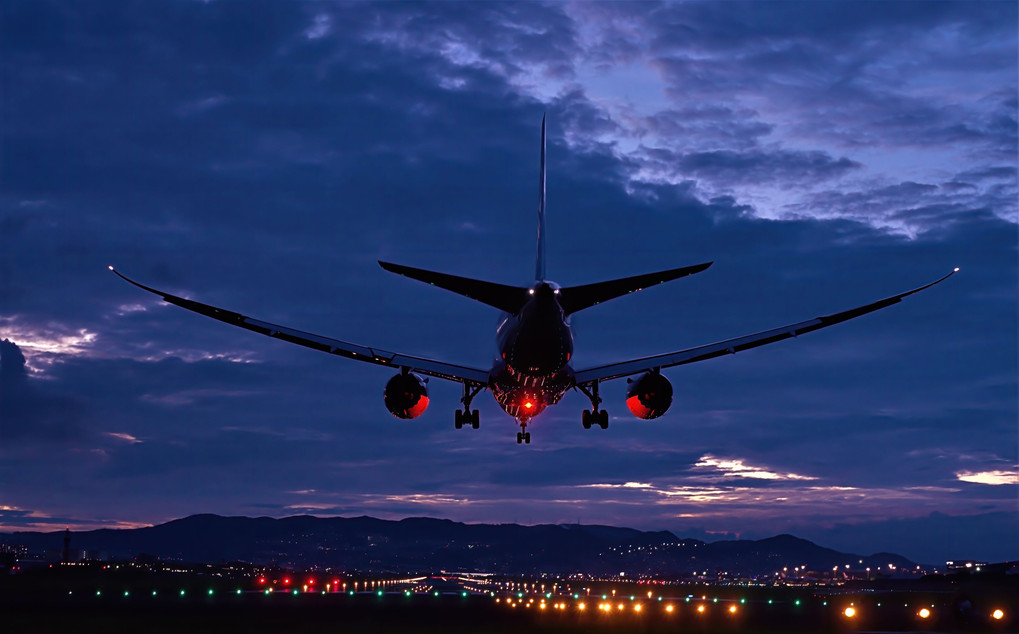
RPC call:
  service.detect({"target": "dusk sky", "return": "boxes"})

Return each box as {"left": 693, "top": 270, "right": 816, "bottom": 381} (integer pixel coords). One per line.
{"left": 1, "top": 1, "right": 1016, "bottom": 565}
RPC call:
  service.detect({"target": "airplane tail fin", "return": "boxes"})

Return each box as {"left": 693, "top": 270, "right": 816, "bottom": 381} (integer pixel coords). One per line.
{"left": 557, "top": 261, "right": 714, "bottom": 316}
{"left": 536, "top": 114, "right": 547, "bottom": 282}
{"left": 379, "top": 261, "right": 530, "bottom": 314}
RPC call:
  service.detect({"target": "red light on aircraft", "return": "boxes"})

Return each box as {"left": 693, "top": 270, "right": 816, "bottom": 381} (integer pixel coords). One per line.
{"left": 524, "top": 401, "right": 533, "bottom": 410}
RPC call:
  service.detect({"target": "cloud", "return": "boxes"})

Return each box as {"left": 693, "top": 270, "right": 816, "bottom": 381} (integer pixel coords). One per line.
{"left": 0, "top": 339, "right": 85, "bottom": 444}
{"left": 694, "top": 456, "right": 817, "bottom": 481}
{"left": 955, "top": 469, "right": 1018, "bottom": 486}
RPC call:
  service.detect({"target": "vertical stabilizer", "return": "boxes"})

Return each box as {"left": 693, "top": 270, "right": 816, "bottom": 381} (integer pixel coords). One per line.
{"left": 536, "top": 114, "right": 547, "bottom": 281}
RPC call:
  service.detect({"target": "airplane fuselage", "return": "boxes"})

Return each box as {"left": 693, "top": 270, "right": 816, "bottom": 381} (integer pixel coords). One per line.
{"left": 491, "top": 282, "right": 575, "bottom": 421}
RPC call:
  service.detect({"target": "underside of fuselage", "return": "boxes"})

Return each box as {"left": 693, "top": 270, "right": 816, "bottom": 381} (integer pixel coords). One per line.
{"left": 490, "top": 281, "right": 575, "bottom": 424}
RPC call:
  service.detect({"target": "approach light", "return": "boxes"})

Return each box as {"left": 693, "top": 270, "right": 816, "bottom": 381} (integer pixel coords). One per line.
{"left": 918, "top": 608, "right": 931, "bottom": 619}
{"left": 992, "top": 609, "right": 1004, "bottom": 620}
{"left": 844, "top": 607, "right": 856, "bottom": 618}
{"left": 665, "top": 605, "right": 674, "bottom": 613}
{"left": 729, "top": 605, "right": 737, "bottom": 614}
{"left": 634, "top": 604, "right": 642, "bottom": 612}
{"left": 697, "top": 605, "right": 706, "bottom": 613}
{"left": 577, "top": 602, "right": 586, "bottom": 611}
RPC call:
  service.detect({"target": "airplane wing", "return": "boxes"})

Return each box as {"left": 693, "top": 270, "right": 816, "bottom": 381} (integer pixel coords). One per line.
{"left": 109, "top": 267, "right": 491, "bottom": 386}
{"left": 573, "top": 268, "right": 958, "bottom": 385}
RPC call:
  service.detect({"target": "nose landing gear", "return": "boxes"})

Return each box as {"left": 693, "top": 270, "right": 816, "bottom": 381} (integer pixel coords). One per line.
{"left": 516, "top": 419, "right": 531, "bottom": 444}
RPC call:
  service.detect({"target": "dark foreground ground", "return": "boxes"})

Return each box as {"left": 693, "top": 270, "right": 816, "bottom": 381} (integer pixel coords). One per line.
{"left": 3, "top": 566, "right": 1016, "bottom": 633}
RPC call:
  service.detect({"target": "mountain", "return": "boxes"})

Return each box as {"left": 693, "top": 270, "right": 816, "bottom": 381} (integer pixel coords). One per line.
{"left": 1, "top": 514, "right": 916, "bottom": 576}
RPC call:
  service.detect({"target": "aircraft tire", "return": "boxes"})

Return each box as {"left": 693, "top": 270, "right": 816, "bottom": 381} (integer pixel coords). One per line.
{"left": 516, "top": 432, "right": 523, "bottom": 444}
{"left": 471, "top": 410, "right": 480, "bottom": 429}
{"left": 524, "top": 432, "right": 531, "bottom": 444}
{"left": 454, "top": 410, "right": 463, "bottom": 429}
{"left": 598, "top": 410, "right": 609, "bottom": 429}
{"left": 582, "top": 409, "right": 592, "bottom": 429}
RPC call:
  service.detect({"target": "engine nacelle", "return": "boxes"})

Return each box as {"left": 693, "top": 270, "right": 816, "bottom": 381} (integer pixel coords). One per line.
{"left": 384, "top": 372, "right": 429, "bottom": 419}
{"left": 626, "top": 371, "right": 673, "bottom": 419}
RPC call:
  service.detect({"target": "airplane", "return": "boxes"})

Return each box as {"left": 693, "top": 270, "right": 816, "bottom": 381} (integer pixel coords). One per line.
{"left": 111, "top": 116, "right": 958, "bottom": 444}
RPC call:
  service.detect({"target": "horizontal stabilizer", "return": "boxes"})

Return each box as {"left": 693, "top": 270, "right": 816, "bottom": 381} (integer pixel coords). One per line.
{"left": 379, "top": 261, "right": 531, "bottom": 314}
{"left": 558, "top": 261, "right": 713, "bottom": 315}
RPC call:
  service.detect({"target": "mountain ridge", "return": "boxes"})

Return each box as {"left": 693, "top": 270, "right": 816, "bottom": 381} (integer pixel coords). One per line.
{"left": 2, "top": 513, "right": 917, "bottom": 576}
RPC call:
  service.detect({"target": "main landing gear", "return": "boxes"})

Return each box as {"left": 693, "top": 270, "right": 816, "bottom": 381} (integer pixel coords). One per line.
{"left": 582, "top": 409, "right": 609, "bottom": 429}
{"left": 455, "top": 409, "right": 479, "bottom": 429}
{"left": 578, "top": 381, "right": 609, "bottom": 429}
{"left": 455, "top": 383, "right": 484, "bottom": 430}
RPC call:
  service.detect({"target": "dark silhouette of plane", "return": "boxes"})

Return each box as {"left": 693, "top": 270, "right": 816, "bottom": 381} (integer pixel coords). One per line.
{"left": 112, "top": 116, "right": 957, "bottom": 444}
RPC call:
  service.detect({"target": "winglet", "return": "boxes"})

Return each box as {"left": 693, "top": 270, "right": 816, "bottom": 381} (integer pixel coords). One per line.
{"left": 536, "top": 114, "right": 547, "bottom": 282}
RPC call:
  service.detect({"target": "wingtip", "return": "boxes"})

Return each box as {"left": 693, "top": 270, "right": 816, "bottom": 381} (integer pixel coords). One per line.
{"left": 108, "top": 264, "right": 115, "bottom": 272}
{"left": 953, "top": 266, "right": 960, "bottom": 273}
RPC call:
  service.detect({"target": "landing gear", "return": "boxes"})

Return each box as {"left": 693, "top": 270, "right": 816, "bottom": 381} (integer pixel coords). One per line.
{"left": 582, "top": 409, "right": 609, "bottom": 429}
{"left": 455, "top": 383, "right": 484, "bottom": 430}
{"left": 516, "top": 419, "right": 531, "bottom": 444}
{"left": 454, "top": 409, "right": 480, "bottom": 429}
{"left": 578, "top": 381, "right": 609, "bottom": 429}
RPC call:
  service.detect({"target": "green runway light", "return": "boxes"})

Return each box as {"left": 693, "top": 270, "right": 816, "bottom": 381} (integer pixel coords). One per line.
{"left": 208, "top": 589, "right": 214, "bottom": 596}
{"left": 713, "top": 597, "right": 718, "bottom": 603}
{"left": 124, "top": 591, "right": 129, "bottom": 597}
{"left": 462, "top": 592, "right": 468, "bottom": 597}
{"left": 180, "top": 590, "right": 185, "bottom": 596}
{"left": 685, "top": 597, "right": 690, "bottom": 602}
{"left": 152, "top": 591, "right": 157, "bottom": 597}
{"left": 293, "top": 590, "right": 299, "bottom": 596}
{"left": 236, "top": 589, "right": 242, "bottom": 595}
{"left": 795, "top": 600, "right": 801, "bottom": 606}
{"left": 740, "top": 598, "right": 746, "bottom": 604}
{"left": 519, "top": 593, "right": 524, "bottom": 598}
{"left": 96, "top": 591, "right": 102, "bottom": 596}
{"left": 377, "top": 590, "right": 383, "bottom": 596}
{"left": 768, "top": 599, "right": 773, "bottom": 604}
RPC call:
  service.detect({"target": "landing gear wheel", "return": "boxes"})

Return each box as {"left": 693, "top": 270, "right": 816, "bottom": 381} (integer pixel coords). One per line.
{"left": 516, "top": 432, "right": 523, "bottom": 444}
{"left": 470, "top": 410, "right": 480, "bottom": 429}
{"left": 524, "top": 432, "right": 531, "bottom": 444}
{"left": 454, "top": 410, "right": 463, "bottom": 429}
{"left": 598, "top": 410, "right": 609, "bottom": 429}
{"left": 582, "top": 409, "right": 592, "bottom": 429}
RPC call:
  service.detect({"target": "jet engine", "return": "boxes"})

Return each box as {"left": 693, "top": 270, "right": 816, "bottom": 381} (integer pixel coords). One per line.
{"left": 384, "top": 372, "right": 429, "bottom": 419}
{"left": 625, "top": 371, "right": 673, "bottom": 419}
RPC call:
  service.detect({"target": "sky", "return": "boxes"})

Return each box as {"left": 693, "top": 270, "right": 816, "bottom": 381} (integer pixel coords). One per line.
{"left": 1, "top": 0, "right": 1016, "bottom": 565}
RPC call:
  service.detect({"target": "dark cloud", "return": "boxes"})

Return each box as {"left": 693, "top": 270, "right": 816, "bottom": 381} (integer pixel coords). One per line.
{"left": 636, "top": 146, "right": 860, "bottom": 185}
{"left": 0, "top": 339, "right": 84, "bottom": 443}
